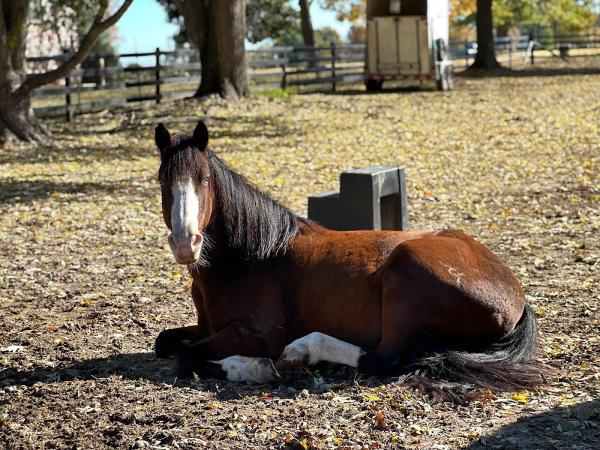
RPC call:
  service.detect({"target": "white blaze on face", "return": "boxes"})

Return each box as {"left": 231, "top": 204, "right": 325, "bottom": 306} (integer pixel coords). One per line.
{"left": 169, "top": 178, "right": 203, "bottom": 264}
{"left": 171, "top": 178, "right": 200, "bottom": 238}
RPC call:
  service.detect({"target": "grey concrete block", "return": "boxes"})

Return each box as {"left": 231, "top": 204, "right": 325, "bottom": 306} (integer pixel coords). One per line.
{"left": 308, "top": 166, "right": 409, "bottom": 231}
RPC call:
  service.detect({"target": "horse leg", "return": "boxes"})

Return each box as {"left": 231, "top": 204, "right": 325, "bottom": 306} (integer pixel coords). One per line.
{"left": 155, "top": 325, "right": 207, "bottom": 358}
{"left": 176, "top": 322, "right": 280, "bottom": 383}
{"left": 276, "top": 332, "right": 366, "bottom": 370}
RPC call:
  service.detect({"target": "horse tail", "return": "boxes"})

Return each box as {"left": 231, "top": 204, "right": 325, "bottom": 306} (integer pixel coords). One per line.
{"left": 410, "top": 304, "right": 548, "bottom": 390}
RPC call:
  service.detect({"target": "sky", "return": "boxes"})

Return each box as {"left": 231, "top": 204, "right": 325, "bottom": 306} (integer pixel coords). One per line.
{"left": 116, "top": 0, "right": 351, "bottom": 54}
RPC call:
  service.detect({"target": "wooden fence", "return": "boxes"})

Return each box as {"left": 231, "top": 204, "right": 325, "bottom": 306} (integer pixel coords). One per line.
{"left": 29, "top": 33, "right": 600, "bottom": 121}
{"left": 29, "top": 44, "right": 365, "bottom": 121}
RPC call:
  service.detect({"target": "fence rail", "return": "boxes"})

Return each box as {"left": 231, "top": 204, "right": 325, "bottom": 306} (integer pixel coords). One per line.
{"left": 28, "top": 33, "right": 600, "bottom": 120}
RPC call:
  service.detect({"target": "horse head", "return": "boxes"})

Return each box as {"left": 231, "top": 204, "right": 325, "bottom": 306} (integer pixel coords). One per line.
{"left": 155, "top": 120, "right": 213, "bottom": 265}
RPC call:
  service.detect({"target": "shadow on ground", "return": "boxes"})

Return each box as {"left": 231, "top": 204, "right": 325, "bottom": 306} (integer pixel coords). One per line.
{"left": 0, "top": 178, "right": 142, "bottom": 205}
{"left": 467, "top": 399, "right": 600, "bottom": 450}
{"left": 457, "top": 66, "right": 600, "bottom": 78}
{"left": 0, "top": 352, "right": 364, "bottom": 401}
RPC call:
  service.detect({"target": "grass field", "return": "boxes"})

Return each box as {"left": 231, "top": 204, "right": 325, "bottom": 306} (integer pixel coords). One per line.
{"left": 1, "top": 73, "right": 599, "bottom": 449}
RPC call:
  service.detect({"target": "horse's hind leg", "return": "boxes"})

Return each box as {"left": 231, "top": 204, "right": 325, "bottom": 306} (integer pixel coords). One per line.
{"left": 276, "top": 332, "right": 367, "bottom": 370}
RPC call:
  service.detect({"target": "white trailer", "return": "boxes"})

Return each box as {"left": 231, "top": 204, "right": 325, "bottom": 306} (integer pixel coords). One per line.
{"left": 365, "top": 0, "right": 454, "bottom": 91}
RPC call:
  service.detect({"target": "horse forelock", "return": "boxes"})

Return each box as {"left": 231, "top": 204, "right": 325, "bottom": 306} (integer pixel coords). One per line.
{"left": 157, "top": 134, "right": 206, "bottom": 185}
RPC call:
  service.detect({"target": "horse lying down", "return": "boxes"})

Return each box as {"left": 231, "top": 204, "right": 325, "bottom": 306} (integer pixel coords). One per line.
{"left": 153, "top": 120, "right": 546, "bottom": 390}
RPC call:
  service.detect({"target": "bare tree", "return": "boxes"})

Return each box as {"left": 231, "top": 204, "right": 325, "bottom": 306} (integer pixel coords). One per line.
{"left": 173, "top": 0, "right": 248, "bottom": 98}
{"left": 0, "top": 0, "right": 133, "bottom": 143}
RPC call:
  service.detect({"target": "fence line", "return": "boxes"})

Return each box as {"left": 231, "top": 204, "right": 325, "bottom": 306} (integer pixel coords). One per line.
{"left": 28, "top": 33, "right": 600, "bottom": 121}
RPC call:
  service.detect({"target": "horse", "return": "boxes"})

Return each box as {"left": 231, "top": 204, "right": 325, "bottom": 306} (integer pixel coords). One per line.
{"left": 152, "top": 120, "right": 545, "bottom": 389}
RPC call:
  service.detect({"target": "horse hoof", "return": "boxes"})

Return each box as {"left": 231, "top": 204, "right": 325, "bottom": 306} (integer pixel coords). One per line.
{"left": 276, "top": 348, "right": 309, "bottom": 371}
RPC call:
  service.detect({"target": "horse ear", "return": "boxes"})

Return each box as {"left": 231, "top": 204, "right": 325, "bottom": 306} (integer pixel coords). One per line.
{"left": 155, "top": 123, "right": 171, "bottom": 152}
{"left": 192, "top": 120, "right": 209, "bottom": 151}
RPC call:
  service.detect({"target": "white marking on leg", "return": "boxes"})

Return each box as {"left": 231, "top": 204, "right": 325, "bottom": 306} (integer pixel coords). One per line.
{"left": 278, "top": 332, "right": 365, "bottom": 368}
{"left": 171, "top": 178, "right": 200, "bottom": 238}
{"left": 210, "top": 356, "right": 280, "bottom": 383}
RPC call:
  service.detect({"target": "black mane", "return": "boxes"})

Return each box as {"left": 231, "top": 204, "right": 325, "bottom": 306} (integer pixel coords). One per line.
{"left": 158, "top": 137, "right": 299, "bottom": 261}
{"left": 209, "top": 151, "right": 299, "bottom": 260}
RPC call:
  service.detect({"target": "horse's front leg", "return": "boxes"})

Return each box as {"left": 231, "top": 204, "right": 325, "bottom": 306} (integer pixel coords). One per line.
{"left": 176, "top": 322, "right": 280, "bottom": 383}
{"left": 155, "top": 325, "right": 207, "bottom": 358}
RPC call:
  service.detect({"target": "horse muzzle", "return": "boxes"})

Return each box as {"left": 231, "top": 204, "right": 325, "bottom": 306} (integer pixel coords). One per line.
{"left": 168, "top": 233, "right": 203, "bottom": 265}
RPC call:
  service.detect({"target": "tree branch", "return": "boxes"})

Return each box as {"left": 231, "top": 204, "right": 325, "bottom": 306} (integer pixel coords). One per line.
{"left": 12, "top": 0, "right": 133, "bottom": 100}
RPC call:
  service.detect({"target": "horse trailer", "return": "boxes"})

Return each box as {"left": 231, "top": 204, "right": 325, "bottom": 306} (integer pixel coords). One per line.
{"left": 366, "top": 0, "right": 454, "bottom": 91}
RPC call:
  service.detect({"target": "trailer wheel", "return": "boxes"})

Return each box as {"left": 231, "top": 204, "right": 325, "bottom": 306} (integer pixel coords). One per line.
{"left": 366, "top": 79, "right": 383, "bottom": 92}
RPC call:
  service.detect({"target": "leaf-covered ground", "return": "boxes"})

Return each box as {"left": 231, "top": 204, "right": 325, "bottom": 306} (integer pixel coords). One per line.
{"left": 1, "top": 74, "right": 599, "bottom": 449}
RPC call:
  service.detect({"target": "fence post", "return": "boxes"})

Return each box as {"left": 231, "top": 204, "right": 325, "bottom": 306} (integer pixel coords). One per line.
{"left": 464, "top": 41, "right": 469, "bottom": 67}
{"left": 155, "top": 47, "right": 161, "bottom": 104}
{"left": 281, "top": 64, "right": 287, "bottom": 89}
{"left": 63, "top": 50, "right": 73, "bottom": 123}
{"left": 331, "top": 41, "right": 337, "bottom": 92}
{"left": 98, "top": 56, "right": 106, "bottom": 88}
{"left": 508, "top": 43, "right": 512, "bottom": 69}
{"left": 530, "top": 41, "right": 535, "bottom": 65}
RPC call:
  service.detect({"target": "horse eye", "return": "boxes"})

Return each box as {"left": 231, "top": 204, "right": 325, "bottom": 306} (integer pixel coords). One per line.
{"left": 201, "top": 177, "right": 210, "bottom": 186}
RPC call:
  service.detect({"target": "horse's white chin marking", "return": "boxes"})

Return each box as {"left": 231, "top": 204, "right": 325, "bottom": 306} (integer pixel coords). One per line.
{"left": 277, "top": 332, "right": 365, "bottom": 368}
{"left": 211, "top": 356, "right": 280, "bottom": 383}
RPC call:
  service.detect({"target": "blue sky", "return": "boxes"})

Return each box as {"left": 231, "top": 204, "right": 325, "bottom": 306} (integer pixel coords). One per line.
{"left": 116, "top": 0, "right": 350, "bottom": 54}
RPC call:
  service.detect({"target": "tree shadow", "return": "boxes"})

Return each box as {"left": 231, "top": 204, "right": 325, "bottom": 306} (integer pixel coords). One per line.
{"left": 322, "top": 85, "right": 435, "bottom": 97}
{"left": 467, "top": 399, "right": 600, "bottom": 449}
{"left": 61, "top": 111, "right": 299, "bottom": 143}
{"left": 0, "top": 142, "right": 155, "bottom": 166}
{"left": 457, "top": 65, "right": 600, "bottom": 78}
{"left": 0, "top": 178, "right": 138, "bottom": 205}
{"left": 0, "top": 351, "right": 368, "bottom": 401}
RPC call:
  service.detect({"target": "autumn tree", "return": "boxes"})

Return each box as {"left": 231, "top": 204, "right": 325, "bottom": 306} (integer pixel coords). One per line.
{"left": 0, "top": 0, "right": 132, "bottom": 143}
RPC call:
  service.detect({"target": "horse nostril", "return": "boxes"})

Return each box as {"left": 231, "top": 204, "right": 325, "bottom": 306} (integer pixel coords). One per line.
{"left": 191, "top": 234, "right": 203, "bottom": 252}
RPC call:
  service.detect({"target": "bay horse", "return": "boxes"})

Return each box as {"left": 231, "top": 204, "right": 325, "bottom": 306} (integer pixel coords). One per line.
{"left": 153, "top": 120, "right": 544, "bottom": 389}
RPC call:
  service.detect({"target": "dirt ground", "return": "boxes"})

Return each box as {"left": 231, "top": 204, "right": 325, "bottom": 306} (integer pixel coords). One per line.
{"left": 1, "top": 73, "right": 599, "bottom": 449}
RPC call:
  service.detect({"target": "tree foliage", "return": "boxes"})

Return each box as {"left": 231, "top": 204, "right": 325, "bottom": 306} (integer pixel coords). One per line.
{"left": 158, "top": 0, "right": 300, "bottom": 45}
{"left": 451, "top": 0, "right": 598, "bottom": 31}
{"left": 246, "top": 0, "right": 299, "bottom": 43}
{"left": 319, "top": 0, "right": 365, "bottom": 23}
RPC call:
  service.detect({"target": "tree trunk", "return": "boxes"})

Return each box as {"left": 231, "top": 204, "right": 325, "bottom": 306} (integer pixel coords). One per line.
{"left": 0, "top": 0, "right": 44, "bottom": 143}
{"left": 0, "top": 95, "right": 46, "bottom": 144}
{"left": 0, "top": 0, "right": 132, "bottom": 144}
{"left": 174, "top": 0, "right": 248, "bottom": 98}
{"left": 197, "top": 0, "right": 248, "bottom": 97}
{"left": 299, "top": 0, "right": 315, "bottom": 47}
{"left": 471, "top": 0, "right": 500, "bottom": 69}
